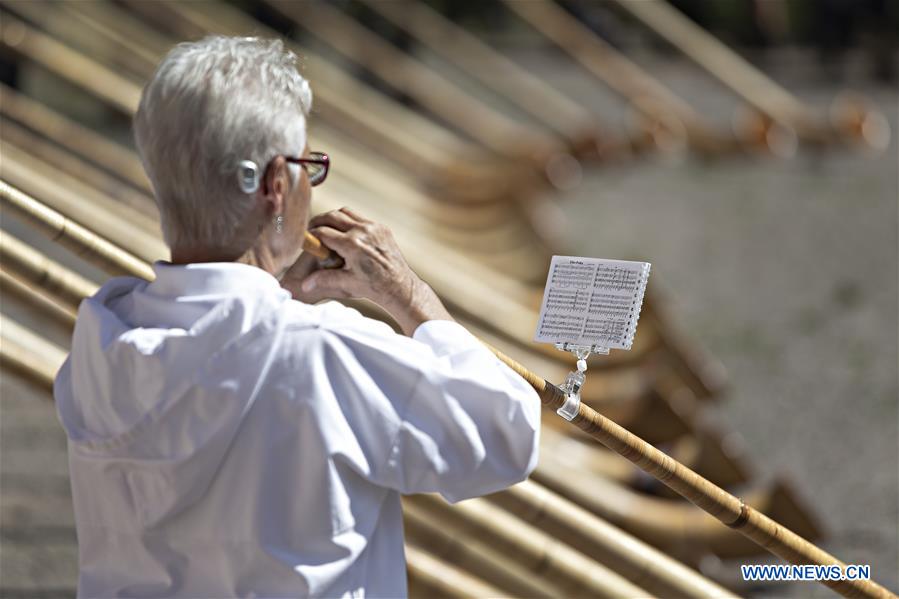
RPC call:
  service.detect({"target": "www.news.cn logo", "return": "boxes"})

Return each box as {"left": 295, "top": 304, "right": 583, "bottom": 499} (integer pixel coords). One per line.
{"left": 741, "top": 564, "right": 871, "bottom": 582}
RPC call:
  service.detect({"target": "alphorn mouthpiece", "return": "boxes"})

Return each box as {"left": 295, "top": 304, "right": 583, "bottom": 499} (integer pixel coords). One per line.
{"left": 303, "top": 231, "right": 345, "bottom": 269}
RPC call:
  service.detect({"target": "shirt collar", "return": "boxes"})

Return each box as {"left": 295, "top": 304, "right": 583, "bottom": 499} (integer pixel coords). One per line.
{"left": 148, "top": 261, "right": 284, "bottom": 298}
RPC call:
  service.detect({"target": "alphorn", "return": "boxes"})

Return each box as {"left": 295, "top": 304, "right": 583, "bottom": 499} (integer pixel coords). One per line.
{"left": 357, "top": 0, "right": 603, "bottom": 154}
{"left": 0, "top": 269, "right": 76, "bottom": 328}
{"left": 0, "top": 230, "right": 98, "bottom": 307}
{"left": 113, "top": 0, "right": 517, "bottom": 203}
{"left": 500, "top": 0, "right": 734, "bottom": 157}
{"left": 0, "top": 181, "right": 153, "bottom": 280}
{"left": 403, "top": 502, "right": 560, "bottom": 597}
{"left": 0, "top": 141, "right": 166, "bottom": 263}
{"left": 0, "top": 82, "right": 151, "bottom": 195}
{"left": 0, "top": 0, "right": 508, "bottom": 204}
{"left": 3, "top": 181, "right": 892, "bottom": 598}
{"left": 611, "top": 0, "right": 891, "bottom": 149}
{"left": 0, "top": 315, "right": 67, "bottom": 392}
{"left": 264, "top": 0, "right": 566, "bottom": 170}
{"left": 403, "top": 544, "right": 504, "bottom": 599}
{"left": 406, "top": 494, "right": 651, "bottom": 598}
{"left": 0, "top": 183, "right": 740, "bottom": 596}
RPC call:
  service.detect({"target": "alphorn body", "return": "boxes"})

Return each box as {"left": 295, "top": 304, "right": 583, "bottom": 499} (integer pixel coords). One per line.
{"left": 500, "top": 0, "right": 733, "bottom": 157}
{"left": 5, "top": 0, "right": 510, "bottom": 203}
{"left": 264, "top": 0, "right": 564, "bottom": 165}
{"left": 611, "top": 0, "right": 891, "bottom": 150}
{"left": 308, "top": 236, "right": 891, "bottom": 599}
{"left": 0, "top": 315, "right": 68, "bottom": 392}
{"left": 114, "top": 0, "right": 517, "bottom": 204}
{"left": 0, "top": 269, "right": 76, "bottom": 327}
{"left": 357, "top": 0, "right": 605, "bottom": 156}
{"left": 403, "top": 544, "right": 505, "bottom": 599}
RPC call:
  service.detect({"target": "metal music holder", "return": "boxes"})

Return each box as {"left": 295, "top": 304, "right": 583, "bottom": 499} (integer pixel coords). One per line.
{"left": 553, "top": 343, "right": 609, "bottom": 421}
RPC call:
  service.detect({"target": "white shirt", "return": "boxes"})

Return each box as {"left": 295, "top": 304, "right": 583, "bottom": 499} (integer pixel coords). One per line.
{"left": 54, "top": 261, "right": 540, "bottom": 598}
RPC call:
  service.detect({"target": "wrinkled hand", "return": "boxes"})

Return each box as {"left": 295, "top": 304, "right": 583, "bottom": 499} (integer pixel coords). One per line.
{"left": 282, "top": 207, "right": 452, "bottom": 335}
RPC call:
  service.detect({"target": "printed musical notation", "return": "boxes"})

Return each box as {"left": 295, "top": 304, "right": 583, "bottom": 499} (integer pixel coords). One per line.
{"left": 550, "top": 262, "right": 594, "bottom": 289}
{"left": 594, "top": 264, "right": 639, "bottom": 291}
{"left": 535, "top": 256, "right": 651, "bottom": 350}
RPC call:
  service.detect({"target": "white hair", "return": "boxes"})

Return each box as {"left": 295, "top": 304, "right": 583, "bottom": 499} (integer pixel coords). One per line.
{"left": 134, "top": 36, "right": 313, "bottom": 250}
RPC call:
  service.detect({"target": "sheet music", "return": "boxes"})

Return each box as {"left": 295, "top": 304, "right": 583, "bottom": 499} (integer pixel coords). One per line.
{"left": 535, "top": 256, "right": 651, "bottom": 350}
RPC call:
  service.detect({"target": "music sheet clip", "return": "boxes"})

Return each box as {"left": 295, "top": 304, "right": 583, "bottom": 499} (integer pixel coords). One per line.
{"left": 534, "top": 256, "right": 652, "bottom": 421}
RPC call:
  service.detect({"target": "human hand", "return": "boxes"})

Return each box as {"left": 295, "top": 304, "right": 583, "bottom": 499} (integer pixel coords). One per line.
{"left": 281, "top": 207, "right": 453, "bottom": 335}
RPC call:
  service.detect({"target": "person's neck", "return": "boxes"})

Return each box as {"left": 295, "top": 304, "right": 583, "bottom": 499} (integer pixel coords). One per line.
{"left": 170, "top": 244, "right": 282, "bottom": 279}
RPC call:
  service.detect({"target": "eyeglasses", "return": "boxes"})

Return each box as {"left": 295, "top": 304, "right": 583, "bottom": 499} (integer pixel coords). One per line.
{"left": 239, "top": 151, "right": 331, "bottom": 195}
{"left": 285, "top": 151, "right": 330, "bottom": 186}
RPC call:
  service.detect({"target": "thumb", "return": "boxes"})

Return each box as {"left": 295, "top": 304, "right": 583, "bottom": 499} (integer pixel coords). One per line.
{"left": 294, "top": 268, "right": 356, "bottom": 303}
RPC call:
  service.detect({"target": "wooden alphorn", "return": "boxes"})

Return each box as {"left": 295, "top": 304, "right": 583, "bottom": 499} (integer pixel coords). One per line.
{"left": 313, "top": 230, "right": 894, "bottom": 599}
{"left": 612, "top": 0, "right": 891, "bottom": 150}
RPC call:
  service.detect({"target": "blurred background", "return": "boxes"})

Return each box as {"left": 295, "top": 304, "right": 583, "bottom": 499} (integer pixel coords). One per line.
{"left": 0, "top": 1, "right": 896, "bottom": 597}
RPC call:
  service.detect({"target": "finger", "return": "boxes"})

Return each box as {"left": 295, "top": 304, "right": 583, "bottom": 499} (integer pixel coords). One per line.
{"left": 308, "top": 209, "right": 358, "bottom": 232}
{"left": 286, "top": 250, "right": 319, "bottom": 280}
{"left": 339, "top": 206, "right": 371, "bottom": 223}
{"left": 308, "top": 226, "right": 358, "bottom": 256}
{"left": 296, "top": 268, "right": 357, "bottom": 300}
{"left": 280, "top": 251, "right": 322, "bottom": 293}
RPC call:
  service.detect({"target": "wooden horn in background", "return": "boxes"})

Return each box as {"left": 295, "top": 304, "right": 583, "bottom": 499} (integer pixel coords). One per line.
{"left": 611, "top": 0, "right": 891, "bottom": 151}
{"left": 500, "top": 0, "right": 730, "bottom": 157}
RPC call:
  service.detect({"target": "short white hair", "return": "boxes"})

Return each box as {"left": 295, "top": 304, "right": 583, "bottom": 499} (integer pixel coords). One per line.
{"left": 134, "top": 36, "right": 313, "bottom": 250}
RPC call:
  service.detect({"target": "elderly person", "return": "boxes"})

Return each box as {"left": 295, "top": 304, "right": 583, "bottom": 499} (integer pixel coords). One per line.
{"left": 53, "top": 36, "right": 540, "bottom": 597}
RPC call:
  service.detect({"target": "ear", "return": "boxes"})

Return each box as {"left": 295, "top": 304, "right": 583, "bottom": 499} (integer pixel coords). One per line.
{"left": 260, "top": 155, "right": 288, "bottom": 216}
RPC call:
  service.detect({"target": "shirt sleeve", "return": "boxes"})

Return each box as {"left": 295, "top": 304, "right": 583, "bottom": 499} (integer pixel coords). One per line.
{"left": 315, "top": 303, "right": 541, "bottom": 503}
